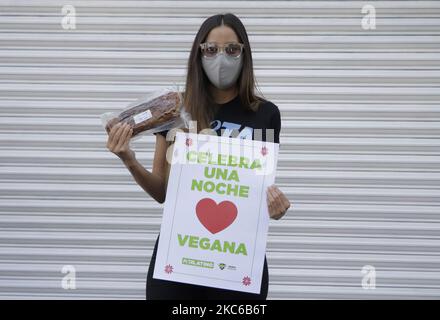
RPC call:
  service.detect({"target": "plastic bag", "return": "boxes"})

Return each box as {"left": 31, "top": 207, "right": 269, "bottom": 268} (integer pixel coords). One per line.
{"left": 100, "top": 84, "right": 191, "bottom": 142}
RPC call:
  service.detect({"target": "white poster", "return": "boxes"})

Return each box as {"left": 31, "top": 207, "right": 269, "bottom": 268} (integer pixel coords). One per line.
{"left": 153, "top": 132, "right": 279, "bottom": 294}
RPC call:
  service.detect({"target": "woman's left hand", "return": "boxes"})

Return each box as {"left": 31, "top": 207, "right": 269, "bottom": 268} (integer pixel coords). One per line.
{"left": 267, "top": 184, "right": 291, "bottom": 220}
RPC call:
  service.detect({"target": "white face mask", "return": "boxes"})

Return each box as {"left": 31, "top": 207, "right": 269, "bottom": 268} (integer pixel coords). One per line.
{"left": 202, "top": 53, "right": 243, "bottom": 90}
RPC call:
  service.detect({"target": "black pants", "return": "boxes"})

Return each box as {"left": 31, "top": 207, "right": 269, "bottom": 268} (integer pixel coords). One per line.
{"left": 146, "top": 235, "right": 269, "bottom": 300}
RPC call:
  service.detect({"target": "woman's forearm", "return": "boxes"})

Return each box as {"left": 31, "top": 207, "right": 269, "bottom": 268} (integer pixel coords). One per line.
{"left": 122, "top": 156, "right": 166, "bottom": 203}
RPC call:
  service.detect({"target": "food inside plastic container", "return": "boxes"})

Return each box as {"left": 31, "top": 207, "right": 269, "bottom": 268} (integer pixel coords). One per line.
{"left": 101, "top": 87, "right": 191, "bottom": 141}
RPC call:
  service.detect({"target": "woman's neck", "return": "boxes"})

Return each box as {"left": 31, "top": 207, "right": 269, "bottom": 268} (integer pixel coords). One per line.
{"left": 209, "top": 84, "right": 238, "bottom": 104}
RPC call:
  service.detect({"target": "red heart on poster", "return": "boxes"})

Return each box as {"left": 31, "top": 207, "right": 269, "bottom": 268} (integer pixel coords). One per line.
{"left": 195, "top": 198, "right": 238, "bottom": 234}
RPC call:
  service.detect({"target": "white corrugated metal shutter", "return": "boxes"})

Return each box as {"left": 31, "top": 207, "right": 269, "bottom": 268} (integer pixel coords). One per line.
{"left": 1, "top": 0, "right": 439, "bottom": 299}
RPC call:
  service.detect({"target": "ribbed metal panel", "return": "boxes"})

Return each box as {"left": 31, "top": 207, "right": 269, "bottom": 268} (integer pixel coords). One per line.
{"left": 0, "top": 0, "right": 439, "bottom": 299}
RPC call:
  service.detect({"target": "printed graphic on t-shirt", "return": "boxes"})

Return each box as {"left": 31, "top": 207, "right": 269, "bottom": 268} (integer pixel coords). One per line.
{"left": 210, "top": 120, "right": 253, "bottom": 139}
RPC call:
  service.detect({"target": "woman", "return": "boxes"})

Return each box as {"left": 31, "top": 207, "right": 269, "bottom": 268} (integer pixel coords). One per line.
{"left": 106, "top": 13, "right": 291, "bottom": 300}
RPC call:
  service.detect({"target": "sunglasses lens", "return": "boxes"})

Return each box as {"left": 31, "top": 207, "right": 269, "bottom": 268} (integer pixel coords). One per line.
{"left": 203, "top": 44, "right": 218, "bottom": 57}
{"left": 225, "top": 44, "right": 242, "bottom": 57}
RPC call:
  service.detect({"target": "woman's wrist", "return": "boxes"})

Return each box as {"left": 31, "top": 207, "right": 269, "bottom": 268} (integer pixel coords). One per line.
{"left": 120, "top": 151, "right": 137, "bottom": 166}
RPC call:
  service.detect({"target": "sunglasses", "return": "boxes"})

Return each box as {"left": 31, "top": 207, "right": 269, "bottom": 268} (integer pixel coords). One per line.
{"left": 199, "top": 42, "right": 244, "bottom": 58}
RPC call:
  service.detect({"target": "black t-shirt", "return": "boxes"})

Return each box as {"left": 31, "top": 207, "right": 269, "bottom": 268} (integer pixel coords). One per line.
{"left": 154, "top": 94, "right": 281, "bottom": 144}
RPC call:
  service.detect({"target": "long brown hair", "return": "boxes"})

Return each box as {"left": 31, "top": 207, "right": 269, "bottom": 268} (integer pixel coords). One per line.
{"left": 183, "top": 13, "right": 265, "bottom": 133}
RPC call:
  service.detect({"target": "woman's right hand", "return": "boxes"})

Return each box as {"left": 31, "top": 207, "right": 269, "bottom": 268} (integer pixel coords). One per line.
{"left": 106, "top": 122, "right": 135, "bottom": 161}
